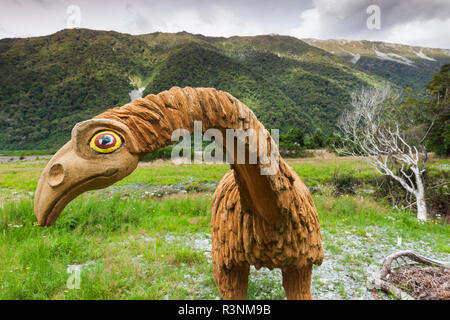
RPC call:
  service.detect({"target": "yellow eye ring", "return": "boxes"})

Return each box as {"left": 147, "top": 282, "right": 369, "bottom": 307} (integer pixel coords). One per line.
{"left": 89, "top": 131, "right": 122, "bottom": 153}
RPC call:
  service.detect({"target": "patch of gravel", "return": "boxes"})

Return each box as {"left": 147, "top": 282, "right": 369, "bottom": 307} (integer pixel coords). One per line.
{"left": 92, "top": 180, "right": 217, "bottom": 199}
{"left": 313, "top": 226, "right": 449, "bottom": 300}
{"left": 154, "top": 226, "right": 449, "bottom": 300}
{"left": 0, "top": 155, "right": 52, "bottom": 163}
{"left": 165, "top": 233, "right": 212, "bottom": 260}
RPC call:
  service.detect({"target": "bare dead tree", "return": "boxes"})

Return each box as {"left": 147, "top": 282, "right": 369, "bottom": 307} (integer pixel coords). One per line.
{"left": 338, "top": 86, "right": 428, "bottom": 220}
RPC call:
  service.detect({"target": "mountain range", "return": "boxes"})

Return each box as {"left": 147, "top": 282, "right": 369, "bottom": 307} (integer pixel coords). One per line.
{"left": 0, "top": 28, "right": 448, "bottom": 150}
{"left": 303, "top": 38, "right": 450, "bottom": 89}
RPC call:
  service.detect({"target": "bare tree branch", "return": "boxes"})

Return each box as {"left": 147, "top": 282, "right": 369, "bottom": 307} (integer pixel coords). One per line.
{"left": 338, "top": 86, "right": 428, "bottom": 220}
{"left": 372, "top": 250, "right": 449, "bottom": 300}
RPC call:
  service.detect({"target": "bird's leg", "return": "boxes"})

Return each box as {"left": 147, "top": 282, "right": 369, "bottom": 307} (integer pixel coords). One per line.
{"left": 214, "top": 263, "right": 250, "bottom": 300}
{"left": 282, "top": 265, "right": 313, "bottom": 300}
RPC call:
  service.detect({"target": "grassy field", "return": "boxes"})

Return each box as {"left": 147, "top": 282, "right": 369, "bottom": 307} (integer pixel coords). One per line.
{"left": 0, "top": 150, "right": 56, "bottom": 157}
{"left": 0, "top": 156, "right": 448, "bottom": 300}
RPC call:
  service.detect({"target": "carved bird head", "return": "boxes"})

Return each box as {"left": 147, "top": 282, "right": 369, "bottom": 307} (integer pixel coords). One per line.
{"left": 34, "top": 119, "right": 141, "bottom": 226}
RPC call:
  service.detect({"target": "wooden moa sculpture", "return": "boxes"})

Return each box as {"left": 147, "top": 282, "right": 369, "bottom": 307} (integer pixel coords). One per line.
{"left": 34, "top": 87, "right": 323, "bottom": 299}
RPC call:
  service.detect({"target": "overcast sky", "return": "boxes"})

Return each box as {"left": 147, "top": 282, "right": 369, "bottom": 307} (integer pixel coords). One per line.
{"left": 1, "top": 0, "right": 449, "bottom": 48}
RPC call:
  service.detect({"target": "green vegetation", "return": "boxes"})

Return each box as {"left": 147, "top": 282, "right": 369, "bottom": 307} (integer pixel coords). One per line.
{"left": 0, "top": 29, "right": 155, "bottom": 150}
{"left": 365, "top": 64, "right": 450, "bottom": 158}
{"left": 2, "top": 30, "right": 447, "bottom": 152}
{"left": 1, "top": 29, "right": 400, "bottom": 151}
{"left": 0, "top": 156, "right": 448, "bottom": 299}
{"left": 425, "top": 64, "right": 450, "bottom": 156}
{"left": 0, "top": 194, "right": 214, "bottom": 299}
{"left": 279, "top": 127, "right": 335, "bottom": 157}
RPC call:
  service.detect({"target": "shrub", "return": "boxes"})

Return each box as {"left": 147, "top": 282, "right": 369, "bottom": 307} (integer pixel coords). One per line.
{"left": 141, "top": 147, "right": 173, "bottom": 161}
{"left": 331, "top": 169, "right": 361, "bottom": 196}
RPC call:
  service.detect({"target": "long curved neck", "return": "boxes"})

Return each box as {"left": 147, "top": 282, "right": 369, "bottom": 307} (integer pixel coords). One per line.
{"left": 97, "top": 87, "right": 265, "bottom": 153}
{"left": 96, "top": 86, "right": 295, "bottom": 226}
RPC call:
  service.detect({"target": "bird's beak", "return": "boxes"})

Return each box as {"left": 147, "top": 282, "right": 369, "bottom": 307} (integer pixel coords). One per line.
{"left": 34, "top": 141, "right": 122, "bottom": 226}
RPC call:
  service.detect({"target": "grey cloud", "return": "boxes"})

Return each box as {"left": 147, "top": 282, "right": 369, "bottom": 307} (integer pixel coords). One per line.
{"left": 309, "top": 0, "right": 450, "bottom": 34}
{"left": 134, "top": 13, "right": 150, "bottom": 32}
{"left": 288, "top": 0, "right": 450, "bottom": 47}
{"left": 0, "top": 0, "right": 448, "bottom": 48}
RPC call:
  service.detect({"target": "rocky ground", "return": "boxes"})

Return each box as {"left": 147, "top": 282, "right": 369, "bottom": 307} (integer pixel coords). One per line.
{"left": 0, "top": 155, "right": 52, "bottom": 164}
{"left": 151, "top": 229, "right": 449, "bottom": 300}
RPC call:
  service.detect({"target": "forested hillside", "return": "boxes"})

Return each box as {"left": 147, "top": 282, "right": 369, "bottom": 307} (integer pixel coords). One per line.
{"left": 0, "top": 29, "right": 447, "bottom": 150}
{"left": 0, "top": 29, "right": 154, "bottom": 149}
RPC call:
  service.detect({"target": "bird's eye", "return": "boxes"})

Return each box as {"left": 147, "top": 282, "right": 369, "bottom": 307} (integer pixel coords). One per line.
{"left": 89, "top": 131, "right": 122, "bottom": 153}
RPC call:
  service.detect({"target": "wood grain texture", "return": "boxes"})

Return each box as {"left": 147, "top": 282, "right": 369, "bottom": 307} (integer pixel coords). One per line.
{"left": 96, "top": 86, "right": 324, "bottom": 299}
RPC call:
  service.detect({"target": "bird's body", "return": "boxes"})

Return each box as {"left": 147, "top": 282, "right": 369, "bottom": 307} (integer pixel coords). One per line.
{"left": 212, "top": 162, "right": 322, "bottom": 299}
{"left": 213, "top": 167, "right": 322, "bottom": 270}
{"left": 34, "top": 86, "right": 323, "bottom": 299}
